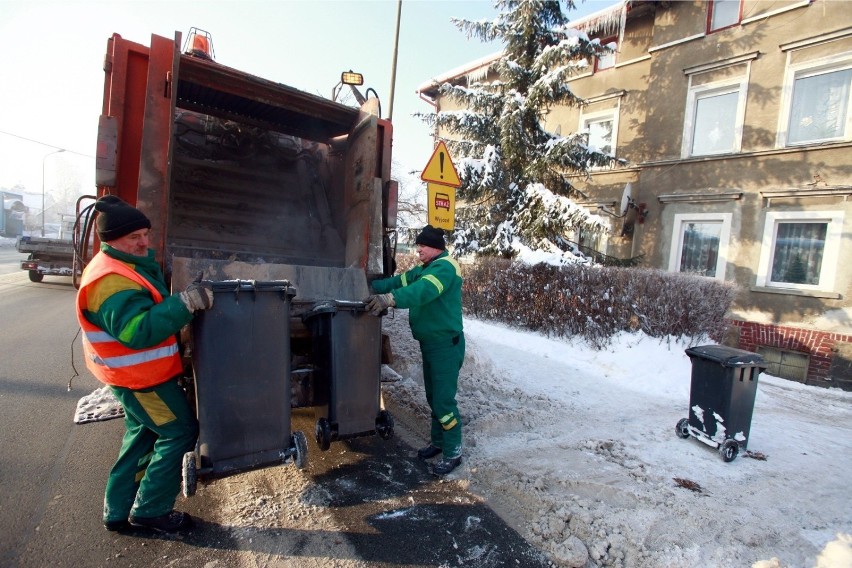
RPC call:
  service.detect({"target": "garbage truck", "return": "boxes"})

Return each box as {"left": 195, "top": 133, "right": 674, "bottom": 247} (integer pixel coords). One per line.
{"left": 78, "top": 29, "right": 398, "bottom": 494}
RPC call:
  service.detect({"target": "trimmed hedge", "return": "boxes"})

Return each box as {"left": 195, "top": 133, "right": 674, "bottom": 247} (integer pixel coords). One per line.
{"left": 397, "top": 255, "right": 737, "bottom": 348}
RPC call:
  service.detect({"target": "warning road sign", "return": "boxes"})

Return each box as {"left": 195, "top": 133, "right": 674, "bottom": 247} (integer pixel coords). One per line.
{"left": 421, "top": 141, "right": 461, "bottom": 187}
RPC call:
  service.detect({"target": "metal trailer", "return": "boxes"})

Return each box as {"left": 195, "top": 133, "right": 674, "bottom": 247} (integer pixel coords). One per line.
{"left": 17, "top": 215, "right": 83, "bottom": 282}
{"left": 80, "top": 30, "right": 399, "bottom": 493}
{"left": 676, "top": 345, "right": 766, "bottom": 462}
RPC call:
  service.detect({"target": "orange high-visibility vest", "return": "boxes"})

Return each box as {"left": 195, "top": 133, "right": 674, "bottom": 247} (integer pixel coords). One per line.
{"left": 76, "top": 251, "right": 183, "bottom": 389}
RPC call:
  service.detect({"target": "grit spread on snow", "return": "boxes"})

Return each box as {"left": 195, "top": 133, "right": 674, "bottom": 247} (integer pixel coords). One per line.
{"left": 381, "top": 311, "right": 852, "bottom": 568}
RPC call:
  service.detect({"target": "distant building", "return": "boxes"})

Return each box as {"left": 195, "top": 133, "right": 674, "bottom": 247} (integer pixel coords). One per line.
{"left": 418, "top": 0, "right": 852, "bottom": 389}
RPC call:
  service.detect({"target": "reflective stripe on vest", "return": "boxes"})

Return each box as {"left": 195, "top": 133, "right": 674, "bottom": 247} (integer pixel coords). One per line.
{"left": 76, "top": 251, "right": 182, "bottom": 389}
{"left": 401, "top": 254, "right": 460, "bottom": 291}
{"left": 81, "top": 330, "right": 178, "bottom": 368}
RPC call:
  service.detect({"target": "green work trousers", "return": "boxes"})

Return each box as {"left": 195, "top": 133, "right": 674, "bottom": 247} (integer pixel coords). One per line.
{"left": 104, "top": 377, "right": 197, "bottom": 523}
{"left": 421, "top": 333, "right": 465, "bottom": 458}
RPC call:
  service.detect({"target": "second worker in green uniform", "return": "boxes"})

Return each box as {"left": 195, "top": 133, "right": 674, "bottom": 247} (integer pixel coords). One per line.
{"left": 366, "top": 225, "right": 465, "bottom": 476}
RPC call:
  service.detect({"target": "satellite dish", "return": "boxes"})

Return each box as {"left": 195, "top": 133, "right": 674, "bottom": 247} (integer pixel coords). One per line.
{"left": 619, "top": 183, "right": 633, "bottom": 216}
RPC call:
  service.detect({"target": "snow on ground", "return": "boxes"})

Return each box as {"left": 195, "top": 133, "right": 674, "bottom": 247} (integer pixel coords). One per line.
{"left": 380, "top": 311, "right": 852, "bottom": 568}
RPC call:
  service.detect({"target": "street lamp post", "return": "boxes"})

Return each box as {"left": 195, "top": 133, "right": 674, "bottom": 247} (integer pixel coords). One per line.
{"left": 41, "top": 149, "right": 65, "bottom": 236}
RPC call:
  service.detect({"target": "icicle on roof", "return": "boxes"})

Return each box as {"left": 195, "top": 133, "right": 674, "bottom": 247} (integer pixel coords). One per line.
{"left": 571, "top": 0, "right": 631, "bottom": 46}
{"left": 466, "top": 65, "right": 491, "bottom": 84}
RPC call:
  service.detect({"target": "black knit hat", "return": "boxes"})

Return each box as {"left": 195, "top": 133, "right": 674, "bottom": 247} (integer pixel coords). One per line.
{"left": 415, "top": 224, "right": 446, "bottom": 250}
{"left": 95, "top": 195, "right": 151, "bottom": 241}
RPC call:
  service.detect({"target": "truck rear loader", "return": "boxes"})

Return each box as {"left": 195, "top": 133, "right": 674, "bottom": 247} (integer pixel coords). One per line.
{"left": 79, "top": 30, "right": 399, "bottom": 493}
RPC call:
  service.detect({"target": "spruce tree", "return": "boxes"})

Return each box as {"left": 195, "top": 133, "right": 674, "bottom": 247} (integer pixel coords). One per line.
{"left": 420, "top": 0, "right": 621, "bottom": 260}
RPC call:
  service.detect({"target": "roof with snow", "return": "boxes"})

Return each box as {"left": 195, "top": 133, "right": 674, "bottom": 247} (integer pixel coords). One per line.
{"left": 416, "top": 0, "right": 647, "bottom": 98}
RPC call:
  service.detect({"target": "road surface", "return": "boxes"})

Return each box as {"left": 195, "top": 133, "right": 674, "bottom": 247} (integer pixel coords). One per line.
{"left": 0, "top": 269, "right": 547, "bottom": 568}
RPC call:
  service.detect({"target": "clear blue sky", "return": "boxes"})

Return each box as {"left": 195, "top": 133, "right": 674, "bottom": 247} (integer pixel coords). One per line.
{"left": 0, "top": 0, "right": 610, "bottom": 195}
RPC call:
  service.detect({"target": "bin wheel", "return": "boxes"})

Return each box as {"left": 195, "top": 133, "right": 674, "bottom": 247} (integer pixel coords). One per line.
{"left": 28, "top": 270, "right": 44, "bottom": 283}
{"left": 376, "top": 410, "right": 394, "bottom": 440}
{"left": 181, "top": 452, "right": 197, "bottom": 497}
{"left": 315, "top": 418, "right": 332, "bottom": 452}
{"left": 675, "top": 418, "right": 690, "bottom": 439}
{"left": 720, "top": 439, "right": 739, "bottom": 462}
{"left": 292, "top": 431, "right": 308, "bottom": 470}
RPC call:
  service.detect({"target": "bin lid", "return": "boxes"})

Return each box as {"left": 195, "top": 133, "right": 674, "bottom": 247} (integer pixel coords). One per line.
{"left": 207, "top": 279, "right": 296, "bottom": 295}
{"left": 302, "top": 299, "right": 369, "bottom": 321}
{"left": 684, "top": 344, "right": 766, "bottom": 368}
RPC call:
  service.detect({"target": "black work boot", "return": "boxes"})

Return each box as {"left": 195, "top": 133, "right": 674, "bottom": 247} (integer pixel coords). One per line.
{"left": 432, "top": 455, "right": 462, "bottom": 476}
{"left": 417, "top": 445, "right": 442, "bottom": 460}
{"left": 104, "top": 519, "right": 131, "bottom": 532}
{"left": 129, "top": 510, "right": 193, "bottom": 533}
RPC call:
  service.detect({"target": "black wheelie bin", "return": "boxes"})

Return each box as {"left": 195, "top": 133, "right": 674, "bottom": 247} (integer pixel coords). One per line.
{"left": 182, "top": 280, "right": 307, "bottom": 496}
{"left": 302, "top": 300, "right": 394, "bottom": 451}
{"left": 676, "top": 344, "right": 766, "bottom": 462}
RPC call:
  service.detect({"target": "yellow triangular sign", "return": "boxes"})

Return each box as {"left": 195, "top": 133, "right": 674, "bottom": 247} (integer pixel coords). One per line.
{"left": 421, "top": 141, "right": 461, "bottom": 187}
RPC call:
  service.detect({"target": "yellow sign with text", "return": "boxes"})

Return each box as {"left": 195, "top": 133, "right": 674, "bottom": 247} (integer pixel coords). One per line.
{"left": 427, "top": 183, "right": 456, "bottom": 230}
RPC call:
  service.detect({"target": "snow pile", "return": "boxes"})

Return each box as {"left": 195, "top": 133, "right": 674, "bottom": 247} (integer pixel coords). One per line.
{"left": 381, "top": 311, "right": 852, "bottom": 568}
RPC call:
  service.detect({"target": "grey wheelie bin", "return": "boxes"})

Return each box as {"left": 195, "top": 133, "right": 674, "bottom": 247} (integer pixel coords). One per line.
{"left": 302, "top": 300, "right": 394, "bottom": 451}
{"left": 182, "top": 280, "right": 307, "bottom": 496}
{"left": 676, "top": 344, "right": 766, "bottom": 462}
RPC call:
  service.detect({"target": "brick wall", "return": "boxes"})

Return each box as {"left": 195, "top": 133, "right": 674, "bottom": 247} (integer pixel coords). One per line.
{"left": 730, "top": 320, "right": 852, "bottom": 388}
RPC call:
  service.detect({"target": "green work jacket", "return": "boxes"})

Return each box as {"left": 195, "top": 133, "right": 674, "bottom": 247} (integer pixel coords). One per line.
{"left": 372, "top": 251, "right": 463, "bottom": 343}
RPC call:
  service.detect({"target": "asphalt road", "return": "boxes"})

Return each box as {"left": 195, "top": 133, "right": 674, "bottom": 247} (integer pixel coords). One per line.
{"left": 0, "top": 244, "right": 23, "bottom": 275}
{"left": 0, "top": 268, "right": 549, "bottom": 568}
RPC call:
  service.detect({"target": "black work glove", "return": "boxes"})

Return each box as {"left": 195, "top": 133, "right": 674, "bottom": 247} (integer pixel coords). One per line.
{"left": 179, "top": 273, "right": 213, "bottom": 312}
{"left": 365, "top": 293, "right": 394, "bottom": 316}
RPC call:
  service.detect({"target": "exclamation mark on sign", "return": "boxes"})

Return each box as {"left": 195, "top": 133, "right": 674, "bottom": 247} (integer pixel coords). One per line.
{"left": 439, "top": 152, "right": 444, "bottom": 179}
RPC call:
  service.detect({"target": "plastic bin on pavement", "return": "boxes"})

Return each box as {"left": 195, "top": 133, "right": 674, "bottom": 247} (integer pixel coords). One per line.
{"left": 302, "top": 300, "right": 393, "bottom": 451}
{"left": 676, "top": 344, "right": 766, "bottom": 462}
{"left": 183, "top": 280, "right": 306, "bottom": 496}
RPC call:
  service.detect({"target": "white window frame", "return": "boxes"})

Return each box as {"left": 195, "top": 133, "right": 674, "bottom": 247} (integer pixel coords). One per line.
{"left": 682, "top": 77, "right": 748, "bottom": 158}
{"left": 579, "top": 107, "right": 618, "bottom": 162}
{"left": 755, "top": 211, "right": 844, "bottom": 291}
{"left": 668, "top": 213, "right": 732, "bottom": 281}
{"left": 776, "top": 51, "right": 852, "bottom": 148}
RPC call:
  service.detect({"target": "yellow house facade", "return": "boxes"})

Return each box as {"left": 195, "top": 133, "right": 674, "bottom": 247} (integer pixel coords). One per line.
{"left": 417, "top": 0, "right": 852, "bottom": 389}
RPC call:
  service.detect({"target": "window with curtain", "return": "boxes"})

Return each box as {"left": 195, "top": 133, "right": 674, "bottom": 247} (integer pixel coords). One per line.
{"left": 756, "top": 211, "right": 844, "bottom": 291}
{"left": 578, "top": 226, "right": 605, "bottom": 254}
{"left": 669, "top": 214, "right": 731, "bottom": 281}
{"left": 708, "top": 0, "right": 741, "bottom": 32}
{"left": 770, "top": 222, "right": 827, "bottom": 285}
{"left": 787, "top": 65, "right": 852, "bottom": 145}
{"left": 678, "top": 221, "right": 722, "bottom": 277}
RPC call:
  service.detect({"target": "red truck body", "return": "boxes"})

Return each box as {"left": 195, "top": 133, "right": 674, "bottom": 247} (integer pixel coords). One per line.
{"left": 93, "top": 31, "right": 397, "bottom": 295}
{"left": 86, "top": 32, "right": 399, "bottom": 470}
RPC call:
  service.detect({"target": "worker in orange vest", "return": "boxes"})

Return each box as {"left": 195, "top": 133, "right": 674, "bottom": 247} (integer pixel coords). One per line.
{"left": 76, "top": 196, "right": 212, "bottom": 533}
